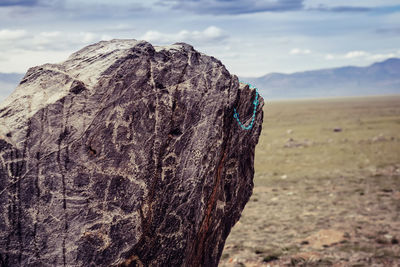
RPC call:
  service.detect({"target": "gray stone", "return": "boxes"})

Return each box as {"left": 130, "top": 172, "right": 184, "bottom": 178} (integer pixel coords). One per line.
{"left": 0, "top": 39, "right": 264, "bottom": 266}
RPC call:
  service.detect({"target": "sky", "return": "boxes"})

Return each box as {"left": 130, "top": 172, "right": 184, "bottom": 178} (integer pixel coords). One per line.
{"left": 0, "top": 0, "right": 399, "bottom": 77}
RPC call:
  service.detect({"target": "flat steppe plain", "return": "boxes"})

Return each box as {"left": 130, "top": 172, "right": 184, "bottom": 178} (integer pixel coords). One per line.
{"left": 220, "top": 95, "right": 400, "bottom": 266}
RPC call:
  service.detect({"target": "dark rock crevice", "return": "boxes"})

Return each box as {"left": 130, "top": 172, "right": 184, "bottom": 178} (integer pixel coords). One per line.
{"left": 56, "top": 100, "right": 68, "bottom": 267}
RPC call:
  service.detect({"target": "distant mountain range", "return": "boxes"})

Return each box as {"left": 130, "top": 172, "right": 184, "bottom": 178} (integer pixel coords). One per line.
{"left": 1, "top": 58, "right": 399, "bottom": 102}
{"left": 241, "top": 58, "right": 400, "bottom": 99}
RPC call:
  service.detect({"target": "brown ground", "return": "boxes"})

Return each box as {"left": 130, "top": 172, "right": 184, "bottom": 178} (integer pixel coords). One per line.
{"left": 220, "top": 95, "right": 400, "bottom": 266}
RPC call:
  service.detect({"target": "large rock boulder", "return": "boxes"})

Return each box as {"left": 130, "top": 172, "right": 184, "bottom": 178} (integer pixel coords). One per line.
{"left": 0, "top": 39, "right": 264, "bottom": 266}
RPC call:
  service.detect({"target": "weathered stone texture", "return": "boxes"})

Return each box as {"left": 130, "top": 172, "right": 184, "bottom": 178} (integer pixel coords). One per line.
{"left": 0, "top": 39, "right": 264, "bottom": 266}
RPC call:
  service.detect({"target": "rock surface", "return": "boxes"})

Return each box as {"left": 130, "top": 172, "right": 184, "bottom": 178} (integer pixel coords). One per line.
{"left": 0, "top": 39, "right": 264, "bottom": 266}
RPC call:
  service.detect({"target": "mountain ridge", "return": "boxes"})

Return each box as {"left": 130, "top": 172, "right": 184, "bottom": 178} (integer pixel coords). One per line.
{"left": 241, "top": 58, "right": 400, "bottom": 99}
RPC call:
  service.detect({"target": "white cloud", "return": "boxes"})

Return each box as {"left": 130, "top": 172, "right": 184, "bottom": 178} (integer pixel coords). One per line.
{"left": 0, "top": 49, "right": 72, "bottom": 73}
{"left": 369, "top": 53, "right": 396, "bottom": 60}
{"left": 100, "top": 34, "right": 113, "bottom": 41}
{"left": 140, "top": 26, "right": 228, "bottom": 45}
{"left": 0, "top": 26, "right": 229, "bottom": 73}
{"left": 79, "top": 32, "right": 98, "bottom": 43}
{"left": 141, "top": 31, "right": 168, "bottom": 44}
{"left": 290, "top": 48, "right": 311, "bottom": 55}
{"left": 344, "top": 50, "right": 368, "bottom": 58}
{"left": 323, "top": 50, "right": 400, "bottom": 64}
{"left": 0, "top": 29, "right": 28, "bottom": 40}
{"left": 40, "top": 31, "right": 61, "bottom": 38}
{"left": 0, "top": 30, "right": 111, "bottom": 52}
{"left": 203, "top": 26, "right": 225, "bottom": 39}
{"left": 0, "top": 30, "right": 114, "bottom": 73}
{"left": 342, "top": 50, "right": 399, "bottom": 61}
{"left": 32, "top": 31, "right": 61, "bottom": 48}
{"left": 325, "top": 54, "right": 334, "bottom": 60}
